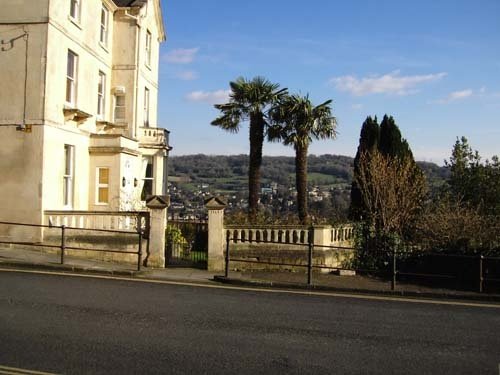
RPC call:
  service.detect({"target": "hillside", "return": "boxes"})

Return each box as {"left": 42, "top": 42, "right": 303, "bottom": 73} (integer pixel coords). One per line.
{"left": 169, "top": 154, "right": 449, "bottom": 194}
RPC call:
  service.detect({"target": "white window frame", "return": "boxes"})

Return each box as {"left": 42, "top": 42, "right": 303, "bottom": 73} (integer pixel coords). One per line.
{"left": 114, "top": 94, "right": 126, "bottom": 122}
{"left": 143, "top": 87, "right": 150, "bottom": 127}
{"left": 96, "top": 167, "right": 110, "bottom": 205}
{"left": 100, "top": 5, "right": 109, "bottom": 47}
{"left": 145, "top": 30, "right": 152, "bottom": 67}
{"left": 69, "top": 0, "right": 81, "bottom": 22}
{"left": 97, "top": 71, "right": 106, "bottom": 119}
{"left": 141, "top": 157, "right": 154, "bottom": 201}
{"left": 66, "top": 50, "right": 78, "bottom": 106}
{"left": 63, "top": 145, "right": 75, "bottom": 208}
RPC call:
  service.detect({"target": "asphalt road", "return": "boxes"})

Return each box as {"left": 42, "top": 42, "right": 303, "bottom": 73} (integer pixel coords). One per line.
{"left": 0, "top": 270, "right": 499, "bottom": 375}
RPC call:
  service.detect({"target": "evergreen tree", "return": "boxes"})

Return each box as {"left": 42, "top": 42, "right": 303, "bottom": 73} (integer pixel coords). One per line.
{"left": 349, "top": 116, "right": 379, "bottom": 220}
{"left": 446, "top": 137, "right": 500, "bottom": 216}
{"left": 379, "top": 114, "right": 413, "bottom": 159}
{"left": 350, "top": 114, "right": 423, "bottom": 223}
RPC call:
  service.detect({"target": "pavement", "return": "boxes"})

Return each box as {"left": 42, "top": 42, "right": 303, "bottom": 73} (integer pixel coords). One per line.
{"left": 0, "top": 245, "right": 218, "bottom": 284}
{"left": 1, "top": 245, "right": 500, "bottom": 303}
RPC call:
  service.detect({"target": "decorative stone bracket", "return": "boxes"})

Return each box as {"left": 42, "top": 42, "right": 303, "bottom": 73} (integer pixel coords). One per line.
{"left": 63, "top": 106, "right": 92, "bottom": 124}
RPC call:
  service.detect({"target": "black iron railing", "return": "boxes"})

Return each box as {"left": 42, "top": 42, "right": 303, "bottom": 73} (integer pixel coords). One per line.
{"left": 224, "top": 233, "right": 500, "bottom": 293}
{"left": 0, "top": 220, "right": 145, "bottom": 271}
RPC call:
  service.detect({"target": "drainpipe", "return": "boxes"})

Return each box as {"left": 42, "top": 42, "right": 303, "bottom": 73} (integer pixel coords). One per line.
{"left": 133, "top": 20, "right": 140, "bottom": 140}
{"left": 121, "top": 7, "right": 141, "bottom": 139}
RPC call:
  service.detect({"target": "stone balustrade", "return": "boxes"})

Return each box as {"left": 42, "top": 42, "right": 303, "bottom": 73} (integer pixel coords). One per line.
{"left": 225, "top": 224, "right": 354, "bottom": 247}
{"left": 225, "top": 225, "right": 311, "bottom": 245}
{"left": 138, "top": 127, "right": 170, "bottom": 148}
{"left": 44, "top": 210, "right": 148, "bottom": 232}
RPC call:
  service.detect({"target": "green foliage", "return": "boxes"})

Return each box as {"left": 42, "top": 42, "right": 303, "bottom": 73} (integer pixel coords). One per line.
{"left": 169, "top": 154, "right": 446, "bottom": 224}
{"left": 445, "top": 136, "right": 500, "bottom": 216}
{"left": 350, "top": 116, "right": 379, "bottom": 220}
{"left": 268, "top": 94, "right": 337, "bottom": 224}
{"left": 211, "top": 76, "right": 287, "bottom": 217}
{"left": 224, "top": 209, "right": 302, "bottom": 225}
{"left": 170, "top": 154, "right": 355, "bottom": 191}
{"left": 350, "top": 115, "right": 427, "bottom": 268}
{"left": 350, "top": 115, "right": 422, "bottom": 222}
{"left": 351, "top": 223, "right": 401, "bottom": 272}
{"left": 165, "top": 225, "right": 186, "bottom": 245}
{"left": 413, "top": 197, "right": 500, "bottom": 256}
{"left": 379, "top": 114, "right": 413, "bottom": 159}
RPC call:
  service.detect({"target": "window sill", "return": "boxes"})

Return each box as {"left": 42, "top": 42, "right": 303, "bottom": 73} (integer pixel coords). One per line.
{"left": 68, "top": 16, "right": 82, "bottom": 30}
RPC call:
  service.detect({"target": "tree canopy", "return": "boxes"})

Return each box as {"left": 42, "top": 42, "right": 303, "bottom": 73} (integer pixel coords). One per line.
{"left": 211, "top": 76, "right": 287, "bottom": 219}
{"left": 268, "top": 94, "right": 337, "bottom": 223}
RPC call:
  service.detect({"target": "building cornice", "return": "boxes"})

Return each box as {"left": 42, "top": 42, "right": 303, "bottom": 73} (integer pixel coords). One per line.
{"left": 89, "top": 146, "right": 140, "bottom": 156}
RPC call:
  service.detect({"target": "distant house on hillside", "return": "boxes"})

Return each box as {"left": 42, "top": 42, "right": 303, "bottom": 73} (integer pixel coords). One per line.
{"left": 0, "top": 0, "right": 170, "bottom": 230}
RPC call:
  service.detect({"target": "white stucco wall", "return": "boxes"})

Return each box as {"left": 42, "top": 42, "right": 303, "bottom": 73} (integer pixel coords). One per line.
{"left": 41, "top": 125, "right": 90, "bottom": 212}
{"left": 0, "top": 0, "right": 168, "bottom": 231}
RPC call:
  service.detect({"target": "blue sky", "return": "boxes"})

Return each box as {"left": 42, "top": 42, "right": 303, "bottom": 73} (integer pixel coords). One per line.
{"left": 158, "top": 0, "right": 500, "bottom": 164}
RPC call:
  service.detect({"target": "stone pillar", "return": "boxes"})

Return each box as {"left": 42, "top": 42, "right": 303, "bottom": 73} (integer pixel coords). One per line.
{"left": 205, "top": 197, "right": 227, "bottom": 272}
{"left": 313, "top": 225, "right": 330, "bottom": 247}
{"left": 145, "top": 195, "right": 169, "bottom": 268}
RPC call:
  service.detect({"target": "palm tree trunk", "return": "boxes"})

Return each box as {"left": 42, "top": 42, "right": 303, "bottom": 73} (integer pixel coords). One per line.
{"left": 295, "top": 144, "right": 309, "bottom": 224}
{"left": 248, "top": 113, "right": 264, "bottom": 220}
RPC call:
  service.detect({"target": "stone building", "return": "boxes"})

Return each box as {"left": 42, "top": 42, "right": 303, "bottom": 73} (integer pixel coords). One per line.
{"left": 0, "top": 0, "right": 169, "bottom": 235}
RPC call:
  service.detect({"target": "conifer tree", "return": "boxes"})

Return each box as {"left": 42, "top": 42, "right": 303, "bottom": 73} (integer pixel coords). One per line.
{"left": 350, "top": 114, "right": 424, "bottom": 223}
{"left": 379, "top": 114, "right": 413, "bottom": 160}
{"left": 349, "top": 116, "right": 379, "bottom": 220}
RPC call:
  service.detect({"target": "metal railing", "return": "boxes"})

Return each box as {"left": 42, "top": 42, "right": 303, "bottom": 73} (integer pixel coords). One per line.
{"left": 44, "top": 210, "right": 150, "bottom": 235}
{"left": 223, "top": 233, "right": 500, "bottom": 293}
{"left": 0, "top": 220, "right": 145, "bottom": 271}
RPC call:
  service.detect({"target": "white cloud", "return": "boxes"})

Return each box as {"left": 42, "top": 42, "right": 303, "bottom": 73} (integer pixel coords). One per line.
{"left": 163, "top": 48, "right": 199, "bottom": 64}
{"left": 330, "top": 70, "right": 447, "bottom": 96}
{"left": 176, "top": 70, "right": 199, "bottom": 81}
{"left": 185, "top": 90, "right": 231, "bottom": 104}
{"left": 435, "top": 89, "right": 473, "bottom": 104}
{"left": 351, "top": 103, "right": 363, "bottom": 110}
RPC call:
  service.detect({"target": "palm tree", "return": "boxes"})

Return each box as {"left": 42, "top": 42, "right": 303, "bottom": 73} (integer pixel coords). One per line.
{"left": 269, "top": 94, "right": 337, "bottom": 224}
{"left": 211, "top": 76, "right": 287, "bottom": 218}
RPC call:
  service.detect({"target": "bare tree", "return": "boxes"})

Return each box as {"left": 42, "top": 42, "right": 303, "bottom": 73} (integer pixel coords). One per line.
{"left": 355, "top": 150, "right": 428, "bottom": 237}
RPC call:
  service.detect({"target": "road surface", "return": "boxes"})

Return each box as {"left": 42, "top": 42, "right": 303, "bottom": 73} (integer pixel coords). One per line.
{"left": 0, "top": 269, "right": 499, "bottom": 374}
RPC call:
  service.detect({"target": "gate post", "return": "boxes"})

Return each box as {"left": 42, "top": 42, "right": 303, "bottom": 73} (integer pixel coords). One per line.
{"left": 206, "top": 197, "right": 227, "bottom": 272}
{"left": 145, "top": 195, "right": 169, "bottom": 268}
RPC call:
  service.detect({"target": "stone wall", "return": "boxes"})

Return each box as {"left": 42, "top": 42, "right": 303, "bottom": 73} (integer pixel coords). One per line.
{"left": 204, "top": 199, "right": 355, "bottom": 272}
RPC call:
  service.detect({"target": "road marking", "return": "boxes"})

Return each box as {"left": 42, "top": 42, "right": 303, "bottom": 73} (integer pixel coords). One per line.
{"left": 0, "top": 365, "right": 57, "bottom": 375}
{"left": 1, "top": 267, "right": 500, "bottom": 309}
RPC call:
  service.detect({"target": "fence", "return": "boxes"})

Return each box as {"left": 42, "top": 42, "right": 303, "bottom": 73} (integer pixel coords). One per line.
{"left": 223, "top": 232, "right": 500, "bottom": 293}
{"left": 0, "top": 220, "right": 144, "bottom": 271}
{"left": 224, "top": 230, "right": 355, "bottom": 285}
{"left": 167, "top": 219, "right": 208, "bottom": 268}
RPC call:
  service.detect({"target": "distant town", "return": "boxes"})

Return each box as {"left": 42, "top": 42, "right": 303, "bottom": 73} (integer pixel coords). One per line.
{"left": 167, "top": 154, "right": 449, "bottom": 221}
